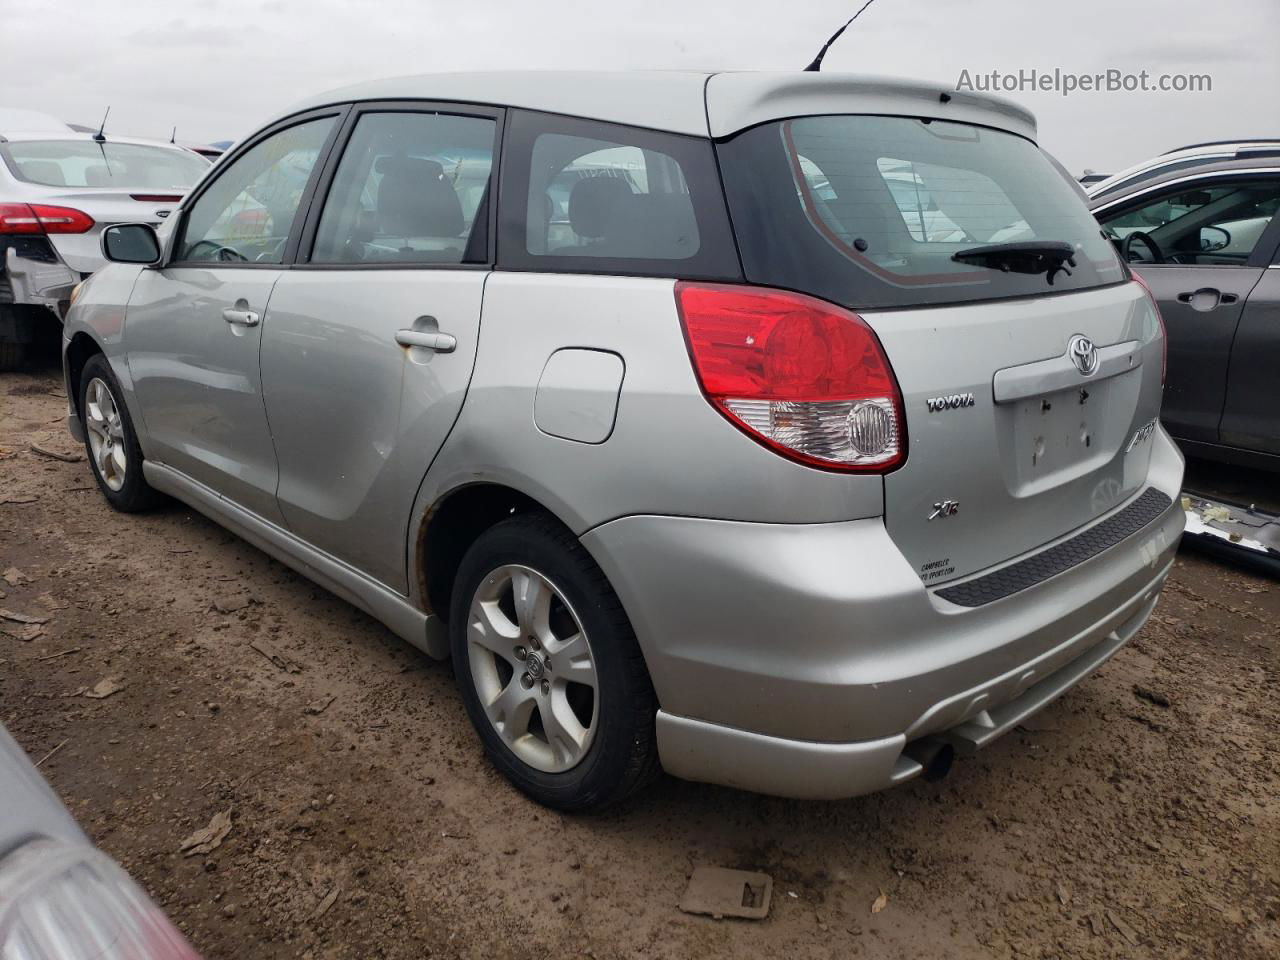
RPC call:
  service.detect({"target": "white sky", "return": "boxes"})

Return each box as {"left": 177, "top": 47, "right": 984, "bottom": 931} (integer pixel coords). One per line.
{"left": 2, "top": 0, "right": 1275, "bottom": 174}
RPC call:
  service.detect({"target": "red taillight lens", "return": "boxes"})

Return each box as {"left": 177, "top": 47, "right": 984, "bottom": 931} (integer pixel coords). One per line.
{"left": 0, "top": 202, "right": 44, "bottom": 234}
{"left": 130, "top": 194, "right": 183, "bottom": 203}
{"left": 1130, "top": 273, "right": 1166, "bottom": 385}
{"left": 0, "top": 202, "right": 95, "bottom": 235}
{"left": 675, "top": 282, "right": 905, "bottom": 472}
{"left": 32, "top": 204, "right": 95, "bottom": 234}
{"left": 232, "top": 208, "right": 269, "bottom": 229}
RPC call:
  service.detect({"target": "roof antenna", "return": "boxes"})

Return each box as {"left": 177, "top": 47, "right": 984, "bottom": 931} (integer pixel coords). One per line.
{"left": 804, "top": 0, "right": 882, "bottom": 72}
{"left": 170, "top": 126, "right": 177, "bottom": 144}
{"left": 93, "top": 106, "right": 110, "bottom": 143}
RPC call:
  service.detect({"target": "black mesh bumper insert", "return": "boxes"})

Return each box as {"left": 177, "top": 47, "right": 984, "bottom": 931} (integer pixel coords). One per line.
{"left": 934, "top": 487, "right": 1174, "bottom": 607}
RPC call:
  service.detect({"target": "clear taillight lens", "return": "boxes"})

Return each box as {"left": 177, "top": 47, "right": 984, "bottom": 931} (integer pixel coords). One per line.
{"left": 0, "top": 840, "right": 200, "bottom": 960}
{"left": 675, "top": 282, "right": 906, "bottom": 472}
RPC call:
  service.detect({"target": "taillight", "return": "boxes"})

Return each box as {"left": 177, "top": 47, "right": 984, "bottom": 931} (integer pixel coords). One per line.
{"left": 675, "top": 282, "right": 905, "bottom": 472}
{"left": 0, "top": 203, "right": 43, "bottom": 234}
{"left": 1130, "top": 273, "right": 1166, "bottom": 385}
{"left": 130, "top": 194, "right": 183, "bottom": 203}
{"left": 0, "top": 840, "right": 201, "bottom": 959}
{"left": 0, "top": 202, "right": 95, "bottom": 235}
{"left": 232, "top": 209, "right": 269, "bottom": 229}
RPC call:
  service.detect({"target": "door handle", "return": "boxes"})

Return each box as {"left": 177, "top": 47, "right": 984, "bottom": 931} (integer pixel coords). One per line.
{"left": 1175, "top": 288, "right": 1235, "bottom": 311}
{"left": 222, "top": 308, "right": 260, "bottom": 326}
{"left": 395, "top": 329, "right": 456, "bottom": 353}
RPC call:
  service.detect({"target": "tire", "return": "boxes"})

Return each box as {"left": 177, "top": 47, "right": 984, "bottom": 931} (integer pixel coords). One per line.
{"left": 450, "top": 512, "right": 660, "bottom": 811}
{"left": 0, "top": 304, "right": 35, "bottom": 372}
{"left": 79, "top": 354, "right": 163, "bottom": 512}
{"left": 0, "top": 341, "right": 29, "bottom": 372}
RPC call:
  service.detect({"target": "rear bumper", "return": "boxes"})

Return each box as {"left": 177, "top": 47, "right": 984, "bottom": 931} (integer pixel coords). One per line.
{"left": 581, "top": 427, "right": 1184, "bottom": 799}
{"left": 3, "top": 245, "right": 77, "bottom": 316}
{"left": 655, "top": 571, "right": 1164, "bottom": 799}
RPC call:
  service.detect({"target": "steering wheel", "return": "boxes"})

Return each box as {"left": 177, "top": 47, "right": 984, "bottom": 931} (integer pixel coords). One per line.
{"left": 184, "top": 239, "right": 248, "bottom": 263}
{"left": 1121, "top": 231, "right": 1163, "bottom": 264}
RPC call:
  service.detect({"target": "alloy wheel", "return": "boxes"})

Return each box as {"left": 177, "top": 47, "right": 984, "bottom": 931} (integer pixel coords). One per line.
{"left": 84, "top": 377, "right": 127, "bottom": 492}
{"left": 466, "top": 564, "right": 599, "bottom": 773}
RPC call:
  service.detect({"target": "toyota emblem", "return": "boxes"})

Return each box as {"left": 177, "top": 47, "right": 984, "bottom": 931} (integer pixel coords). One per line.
{"left": 1068, "top": 334, "right": 1099, "bottom": 376}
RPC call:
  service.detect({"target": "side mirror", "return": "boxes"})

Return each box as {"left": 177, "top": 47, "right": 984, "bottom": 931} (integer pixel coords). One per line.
{"left": 1199, "top": 225, "right": 1231, "bottom": 252}
{"left": 102, "top": 223, "right": 161, "bottom": 265}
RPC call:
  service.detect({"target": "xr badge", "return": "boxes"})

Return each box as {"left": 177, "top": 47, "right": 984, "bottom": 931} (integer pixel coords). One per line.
{"left": 928, "top": 499, "right": 960, "bottom": 520}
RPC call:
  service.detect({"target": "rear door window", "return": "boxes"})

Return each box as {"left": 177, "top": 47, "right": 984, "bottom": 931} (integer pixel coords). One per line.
{"left": 717, "top": 115, "right": 1126, "bottom": 309}
{"left": 498, "top": 110, "right": 739, "bottom": 280}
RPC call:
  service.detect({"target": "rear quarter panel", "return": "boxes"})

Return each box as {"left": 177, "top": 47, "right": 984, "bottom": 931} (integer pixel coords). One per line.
{"left": 412, "top": 272, "right": 885, "bottom": 539}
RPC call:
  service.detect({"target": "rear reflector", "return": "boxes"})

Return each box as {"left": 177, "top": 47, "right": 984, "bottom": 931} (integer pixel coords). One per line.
{"left": 0, "top": 202, "right": 95, "bottom": 235}
{"left": 130, "top": 194, "right": 183, "bottom": 203}
{"left": 675, "top": 282, "right": 905, "bottom": 472}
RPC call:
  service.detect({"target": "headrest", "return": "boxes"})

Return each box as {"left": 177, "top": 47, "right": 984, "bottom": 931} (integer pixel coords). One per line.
{"left": 568, "top": 175, "right": 632, "bottom": 240}
{"left": 377, "top": 157, "right": 464, "bottom": 238}
{"left": 83, "top": 164, "right": 112, "bottom": 187}
{"left": 20, "top": 160, "right": 66, "bottom": 186}
{"left": 602, "top": 192, "right": 699, "bottom": 259}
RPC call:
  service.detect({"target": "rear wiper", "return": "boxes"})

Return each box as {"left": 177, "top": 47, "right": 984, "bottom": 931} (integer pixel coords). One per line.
{"left": 952, "top": 241, "right": 1077, "bottom": 285}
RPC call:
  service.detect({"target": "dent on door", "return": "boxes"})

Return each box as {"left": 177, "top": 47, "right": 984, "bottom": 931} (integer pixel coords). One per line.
{"left": 124, "top": 267, "right": 286, "bottom": 525}
{"left": 259, "top": 271, "right": 485, "bottom": 592}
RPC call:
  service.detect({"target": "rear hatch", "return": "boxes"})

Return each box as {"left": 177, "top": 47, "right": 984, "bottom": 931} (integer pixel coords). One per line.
{"left": 716, "top": 112, "right": 1164, "bottom": 583}
{"left": 865, "top": 283, "right": 1161, "bottom": 582}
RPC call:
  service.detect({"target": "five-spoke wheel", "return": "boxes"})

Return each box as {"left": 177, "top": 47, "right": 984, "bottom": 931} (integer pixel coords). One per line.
{"left": 451, "top": 513, "right": 659, "bottom": 810}
{"left": 84, "top": 377, "right": 127, "bottom": 491}
{"left": 467, "top": 565, "right": 598, "bottom": 772}
{"left": 78, "top": 354, "right": 161, "bottom": 512}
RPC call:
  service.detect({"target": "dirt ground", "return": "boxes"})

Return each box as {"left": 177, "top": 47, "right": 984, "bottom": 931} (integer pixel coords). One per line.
{"left": 2, "top": 364, "right": 1278, "bottom": 960}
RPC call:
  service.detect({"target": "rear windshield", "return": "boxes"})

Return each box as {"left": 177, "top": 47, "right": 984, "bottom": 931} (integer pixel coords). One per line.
{"left": 717, "top": 116, "right": 1126, "bottom": 310}
{"left": 1, "top": 140, "right": 209, "bottom": 190}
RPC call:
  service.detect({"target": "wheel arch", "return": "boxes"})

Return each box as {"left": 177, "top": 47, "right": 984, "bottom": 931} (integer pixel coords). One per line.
{"left": 64, "top": 330, "right": 106, "bottom": 419}
{"left": 415, "top": 481, "right": 582, "bottom": 623}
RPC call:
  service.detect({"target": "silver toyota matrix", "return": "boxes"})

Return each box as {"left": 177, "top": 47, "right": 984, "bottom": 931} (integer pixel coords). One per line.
{"left": 61, "top": 72, "right": 1185, "bottom": 810}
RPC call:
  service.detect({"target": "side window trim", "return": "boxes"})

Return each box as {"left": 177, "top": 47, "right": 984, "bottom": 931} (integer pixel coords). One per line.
{"left": 165, "top": 105, "right": 351, "bottom": 270}
{"left": 292, "top": 100, "right": 505, "bottom": 271}
{"left": 496, "top": 108, "right": 742, "bottom": 282}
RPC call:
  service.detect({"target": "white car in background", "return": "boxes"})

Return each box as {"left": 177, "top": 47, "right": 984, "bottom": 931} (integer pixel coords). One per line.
{"left": 1087, "top": 139, "right": 1280, "bottom": 201}
{"left": 0, "top": 109, "right": 210, "bottom": 368}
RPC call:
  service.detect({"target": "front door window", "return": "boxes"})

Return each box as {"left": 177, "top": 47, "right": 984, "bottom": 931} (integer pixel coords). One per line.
{"left": 177, "top": 117, "right": 335, "bottom": 264}
{"left": 1101, "top": 180, "right": 1280, "bottom": 265}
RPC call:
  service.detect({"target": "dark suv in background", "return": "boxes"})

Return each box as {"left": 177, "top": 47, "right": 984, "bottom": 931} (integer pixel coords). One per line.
{"left": 1093, "top": 156, "right": 1280, "bottom": 472}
